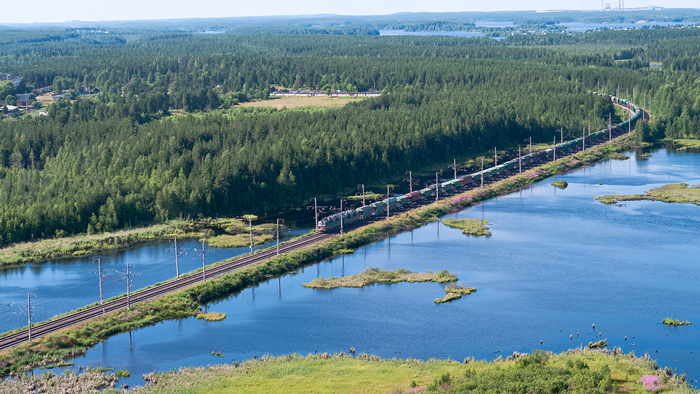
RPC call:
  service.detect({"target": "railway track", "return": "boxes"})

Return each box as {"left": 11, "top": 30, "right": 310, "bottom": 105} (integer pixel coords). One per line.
{"left": 0, "top": 102, "right": 644, "bottom": 353}
{"left": 0, "top": 232, "right": 335, "bottom": 352}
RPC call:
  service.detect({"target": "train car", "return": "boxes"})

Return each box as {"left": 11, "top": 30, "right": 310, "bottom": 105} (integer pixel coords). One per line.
{"left": 522, "top": 153, "right": 536, "bottom": 165}
{"left": 545, "top": 148, "right": 554, "bottom": 158}
{"left": 318, "top": 210, "right": 360, "bottom": 232}
{"left": 441, "top": 181, "right": 454, "bottom": 192}
{"left": 493, "top": 164, "right": 505, "bottom": 175}
{"left": 504, "top": 161, "right": 515, "bottom": 171}
{"left": 396, "top": 195, "right": 409, "bottom": 207}
{"left": 406, "top": 190, "right": 422, "bottom": 202}
{"left": 459, "top": 175, "right": 474, "bottom": 186}
{"left": 420, "top": 188, "right": 433, "bottom": 198}
{"left": 356, "top": 205, "right": 372, "bottom": 219}
{"left": 483, "top": 168, "right": 496, "bottom": 178}
{"left": 371, "top": 201, "right": 386, "bottom": 215}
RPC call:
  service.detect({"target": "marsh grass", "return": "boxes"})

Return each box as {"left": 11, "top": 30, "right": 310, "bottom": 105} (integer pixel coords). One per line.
{"left": 206, "top": 234, "right": 274, "bottom": 248}
{"left": 76, "top": 348, "right": 686, "bottom": 394}
{"left": 434, "top": 283, "right": 477, "bottom": 304}
{"left": 303, "top": 267, "right": 457, "bottom": 289}
{"left": 669, "top": 138, "right": 700, "bottom": 151}
{"left": 197, "top": 312, "right": 226, "bottom": 322}
{"left": 595, "top": 183, "right": 700, "bottom": 206}
{"left": 441, "top": 218, "right": 490, "bottom": 236}
{"left": 588, "top": 339, "right": 608, "bottom": 349}
{"left": 609, "top": 153, "right": 630, "bottom": 160}
{"left": 0, "top": 216, "right": 283, "bottom": 268}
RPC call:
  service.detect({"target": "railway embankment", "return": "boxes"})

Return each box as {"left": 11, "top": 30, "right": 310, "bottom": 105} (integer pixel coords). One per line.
{"left": 0, "top": 128, "right": 642, "bottom": 377}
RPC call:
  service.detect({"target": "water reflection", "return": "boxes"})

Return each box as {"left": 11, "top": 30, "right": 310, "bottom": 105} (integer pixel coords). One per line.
{"left": 0, "top": 228, "right": 310, "bottom": 334}
{"left": 30, "top": 148, "right": 700, "bottom": 387}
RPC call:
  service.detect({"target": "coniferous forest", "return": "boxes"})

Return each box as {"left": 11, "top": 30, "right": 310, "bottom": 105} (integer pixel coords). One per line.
{"left": 1, "top": 20, "right": 700, "bottom": 244}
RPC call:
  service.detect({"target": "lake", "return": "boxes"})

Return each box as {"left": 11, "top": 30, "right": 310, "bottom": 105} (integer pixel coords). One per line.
{"left": 29, "top": 147, "right": 700, "bottom": 387}
{"left": 562, "top": 22, "right": 698, "bottom": 32}
{"left": 0, "top": 228, "right": 310, "bottom": 334}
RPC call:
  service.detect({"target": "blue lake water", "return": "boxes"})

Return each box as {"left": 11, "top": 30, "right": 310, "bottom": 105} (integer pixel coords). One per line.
{"left": 562, "top": 22, "right": 698, "bottom": 32}
{"left": 0, "top": 228, "right": 310, "bottom": 334}
{"left": 30, "top": 147, "right": 700, "bottom": 387}
{"left": 378, "top": 29, "right": 486, "bottom": 38}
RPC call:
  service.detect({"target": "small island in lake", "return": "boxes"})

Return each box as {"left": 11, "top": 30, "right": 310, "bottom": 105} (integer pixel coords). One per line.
{"left": 442, "top": 218, "right": 491, "bottom": 237}
{"left": 302, "top": 267, "right": 457, "bottom": 289}
{"left": 551, "top": 180, "right": 568, "bottom": 189}
{"left": 662, "top": 318, "right": 691, "bottom": 327}
{"left": 434, "top": 283, "right": 477, "bottom": 304}
{"left": 594, "top": 183, "right": 700, "bottom": 206}
{"left": 197, "top": 312, "right": 227, "bottom": 322}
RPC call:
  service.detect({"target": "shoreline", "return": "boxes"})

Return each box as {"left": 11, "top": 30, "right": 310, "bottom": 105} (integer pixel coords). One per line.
{"left": 1, "top": 348, "right": 694, "bottom": 393}
{"left": 0, "top": 129, "right": 643, "bottom": 376}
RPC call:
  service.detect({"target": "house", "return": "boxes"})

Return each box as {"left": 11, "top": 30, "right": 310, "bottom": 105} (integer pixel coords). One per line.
{"left": 4, "top": 105, "right": 18, "bottom": 114}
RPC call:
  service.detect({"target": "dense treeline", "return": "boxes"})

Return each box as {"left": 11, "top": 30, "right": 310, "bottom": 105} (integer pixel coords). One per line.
{"left": 0, "top": 58, "right": 616, "bottom": 244}
{"left": 2, "top": 24, "right": 700, "bottom": 244}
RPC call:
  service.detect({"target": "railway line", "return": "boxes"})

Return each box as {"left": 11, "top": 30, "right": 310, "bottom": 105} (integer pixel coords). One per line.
{"left": 0, "top": 97, "right": 644, "bottom": 354}
{"left": 0, "top": 232, "right": 335, "bottom": 352}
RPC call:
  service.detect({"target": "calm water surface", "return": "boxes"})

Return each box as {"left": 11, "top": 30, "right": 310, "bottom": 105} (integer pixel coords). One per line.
{"left": 35, "top": 148, "right": 700, "bottom": 386}
{"left": 0, "top": 229, "right": 310, "bottom": 334}
{"left": 562, "top": 22, "right": 698, "bottom": 31}
{"left": 379, "top": 29, "right": 486, "bottom": 38}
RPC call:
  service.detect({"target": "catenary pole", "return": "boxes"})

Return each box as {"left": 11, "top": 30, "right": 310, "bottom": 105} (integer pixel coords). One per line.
{"left": 173, "top": 238, "right": 180, "bottom": 278}
{"left": 248, "top": 216, "right": 253, "bottom": 253}
{"left": 201, "top": 240, "right": 206, "bottom": 282}
{"left": 276, "top": 219, "right": 284, "bottom": 256}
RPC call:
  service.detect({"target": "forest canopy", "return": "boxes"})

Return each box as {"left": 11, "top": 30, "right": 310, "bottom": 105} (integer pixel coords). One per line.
{"left": 1, "top": 23, "right": 699, "bottom": 245}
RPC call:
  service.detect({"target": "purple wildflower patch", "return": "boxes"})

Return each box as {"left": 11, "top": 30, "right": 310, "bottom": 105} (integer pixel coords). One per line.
{"left": 637, "top": 375, "right": 665, "bottom": 391}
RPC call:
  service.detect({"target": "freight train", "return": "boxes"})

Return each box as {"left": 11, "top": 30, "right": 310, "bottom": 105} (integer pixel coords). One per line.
{"left": 318, "top": 97, "right": 642, "bottom": 232}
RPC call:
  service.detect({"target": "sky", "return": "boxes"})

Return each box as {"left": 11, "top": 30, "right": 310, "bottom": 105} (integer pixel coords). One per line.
{"left": 1, "top": 0, "right": 697, "bottom": 24}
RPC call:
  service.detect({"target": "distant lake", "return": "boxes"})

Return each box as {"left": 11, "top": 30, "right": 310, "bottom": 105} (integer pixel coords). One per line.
{"left": 475, "top": 22, "right": 515, "bottom": 27}
{"left": 562, "top": 22, "right": 698, "bottom": 31}
{"left": 378, "top": 29, "right": 486, "bottom": 38}
{"left": 378, "top": 30, "right": 506, "bottom": 40}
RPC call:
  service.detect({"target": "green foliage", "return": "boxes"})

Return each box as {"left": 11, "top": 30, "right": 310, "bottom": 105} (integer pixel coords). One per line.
{"left": 434, "top": 282, "right": 477, "bottom": 304}
{"left": 662, "top": 318, "right": 692, "bottom": 327}
{"left": 588, "top": 339, "right": 608, "bottom": 349}
{"left": 442, "top": 218, "right": 490, "bottom": 236}
{"left": 551, "top": 180, "right": 568, "bottom": 189}
{"left": 302, "top": 267, "right": 457, "bottom": 289}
